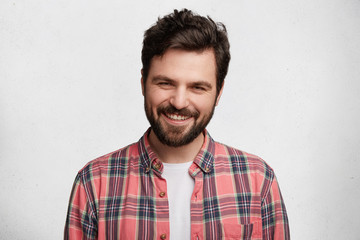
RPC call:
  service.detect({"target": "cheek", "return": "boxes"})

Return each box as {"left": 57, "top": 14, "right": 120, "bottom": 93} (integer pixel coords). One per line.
{"left": 148, "top": 91, "right": 170, "bottom": 106}
{"left": 193, "top": 96, "right": 216, "bottom": 113}
{"left": 145, "top": 91, "right": 168, "bottom": 112}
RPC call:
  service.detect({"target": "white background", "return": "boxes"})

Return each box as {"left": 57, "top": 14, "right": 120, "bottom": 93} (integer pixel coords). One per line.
{"left": 1, "top": 0, "right": 359, "bottom": 239}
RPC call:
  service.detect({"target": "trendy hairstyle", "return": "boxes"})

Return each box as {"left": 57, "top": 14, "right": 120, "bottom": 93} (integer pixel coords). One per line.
{"left": 141, "top": 9, "right": 231, "bottom": 95}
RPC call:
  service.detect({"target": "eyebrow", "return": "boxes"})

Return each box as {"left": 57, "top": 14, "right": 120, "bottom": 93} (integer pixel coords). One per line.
{"left": 151, "top": 75, "right": 213, "bottom": 89}
{"left": 151, "top": 75, "right": 174, "bottom": 83}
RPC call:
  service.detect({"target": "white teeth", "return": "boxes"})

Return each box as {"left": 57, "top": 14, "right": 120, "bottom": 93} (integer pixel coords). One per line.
{"left": 167, "top": 114, "right": 189, "bottom": 120}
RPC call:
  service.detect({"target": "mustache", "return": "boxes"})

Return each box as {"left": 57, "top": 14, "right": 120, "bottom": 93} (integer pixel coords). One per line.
{"left": 157, "top": 105, "right": 199, "bottom": 118}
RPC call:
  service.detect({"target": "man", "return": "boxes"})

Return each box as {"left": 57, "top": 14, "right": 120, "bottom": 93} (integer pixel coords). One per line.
{"left": 65, "top": 9, "right": 289, "bottom": 240}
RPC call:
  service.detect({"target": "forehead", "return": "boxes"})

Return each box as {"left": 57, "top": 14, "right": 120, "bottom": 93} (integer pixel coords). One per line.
{"left": 148, "top": 49, "right": 217, "bottom": 86}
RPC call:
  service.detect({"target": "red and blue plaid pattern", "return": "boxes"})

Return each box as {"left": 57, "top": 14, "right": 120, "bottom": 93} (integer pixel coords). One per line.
{"left": 65, "top": 129, "right": 289, "bottom": 239}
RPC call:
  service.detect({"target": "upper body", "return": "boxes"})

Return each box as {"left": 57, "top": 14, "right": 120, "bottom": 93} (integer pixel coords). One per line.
{"left": 64, "top": 129, "right": 289, "bottom": 239}
{"left": 65, "top": 9, "right": 290, "bottom": 239}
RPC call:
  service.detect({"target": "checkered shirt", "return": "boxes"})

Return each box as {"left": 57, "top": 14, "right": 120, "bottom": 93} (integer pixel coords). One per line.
{"left": 64, "top": 129, "right": 289, "bottom": 239}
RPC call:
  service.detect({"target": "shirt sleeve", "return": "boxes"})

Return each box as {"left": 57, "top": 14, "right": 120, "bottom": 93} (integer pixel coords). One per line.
{"left": 261, "top": 173, "right": 290, "bottom": 240}
{"left": 64, "top": 173, "right": 98, "bottom": 240}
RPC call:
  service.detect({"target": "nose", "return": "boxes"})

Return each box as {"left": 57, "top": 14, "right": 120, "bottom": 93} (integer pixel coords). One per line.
{"left": 169, "top": 88, "right": 189, "bottom": 110}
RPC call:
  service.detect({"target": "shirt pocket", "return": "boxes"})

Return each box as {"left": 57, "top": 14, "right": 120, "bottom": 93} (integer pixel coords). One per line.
{"left": 219, "top": 221, "right": 262, "bottom": 240}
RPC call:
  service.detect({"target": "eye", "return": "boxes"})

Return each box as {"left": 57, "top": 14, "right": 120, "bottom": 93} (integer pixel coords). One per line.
{"left": 191, "top": 84, "right": 209, "bottom": 92}
{"left": 157, "top": 81, "right": 174, "bottom": 89}
{"left": 193, "top": 86, "right": 206, "bottom": 91}
{"left": 159, "top": 82, "right": 170, "bottom": 86}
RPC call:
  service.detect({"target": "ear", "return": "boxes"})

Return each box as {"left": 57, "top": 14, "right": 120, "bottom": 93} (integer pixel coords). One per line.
{"left": 141, "top": 69, "right": 145, "bottom": 96}
{"left": 215, "top": 82, "right": 224, "bottom": 106}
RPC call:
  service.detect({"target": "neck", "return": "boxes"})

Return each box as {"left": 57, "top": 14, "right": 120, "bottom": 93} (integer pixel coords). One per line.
{"left": 148, "top": 130, "right": 205, "bottom": 164}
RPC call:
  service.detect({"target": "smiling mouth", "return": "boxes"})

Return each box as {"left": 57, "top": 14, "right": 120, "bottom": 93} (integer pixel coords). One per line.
{"left": 165, "top": 113, "right": 191, "bottom": 121}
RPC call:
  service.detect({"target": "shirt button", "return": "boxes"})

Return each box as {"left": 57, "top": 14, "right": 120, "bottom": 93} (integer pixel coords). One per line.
{"left": 160, "top": 233, "right": 167, "bottom": 239}
{"left": 159, "top": 192, "right": 166, "bottom": 197}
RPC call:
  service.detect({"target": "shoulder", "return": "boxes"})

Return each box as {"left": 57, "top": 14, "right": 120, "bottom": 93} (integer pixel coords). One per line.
{"left": 213, "top": 141, "right": 278, "bottom": 198}
{"left": 213, "top": 141, "right": 275, "bottom": 177}
{"left": 77, "top": 141, "right": 140, "bottom": 179}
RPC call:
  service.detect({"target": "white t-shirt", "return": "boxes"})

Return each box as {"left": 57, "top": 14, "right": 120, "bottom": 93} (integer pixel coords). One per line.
{"left": 162, "top": 161, "right": 194, "bottom": 240}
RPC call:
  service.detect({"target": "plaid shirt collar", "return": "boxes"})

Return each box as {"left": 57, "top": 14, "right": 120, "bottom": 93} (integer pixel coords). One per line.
{"left": 138, "top": 128, "right": 215, "bottom": 176}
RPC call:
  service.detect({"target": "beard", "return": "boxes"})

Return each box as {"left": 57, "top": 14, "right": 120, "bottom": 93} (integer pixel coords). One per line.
{"left": 144, "top": 102, "right": 215, "bottom": 147}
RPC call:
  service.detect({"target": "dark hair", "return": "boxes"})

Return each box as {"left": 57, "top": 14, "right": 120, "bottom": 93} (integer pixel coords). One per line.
{"left": 141, "top": 9, "right": 230, "bottom": 95}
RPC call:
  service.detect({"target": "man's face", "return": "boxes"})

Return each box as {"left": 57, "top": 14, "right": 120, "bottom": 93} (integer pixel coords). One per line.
{"left": 142, "top": 48, "right": 223, "bottom": 147}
